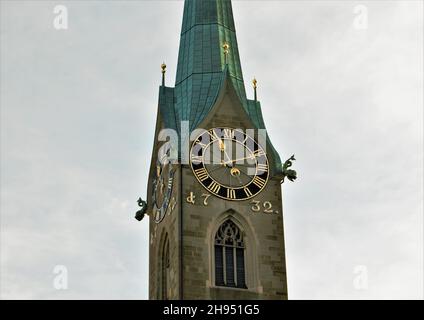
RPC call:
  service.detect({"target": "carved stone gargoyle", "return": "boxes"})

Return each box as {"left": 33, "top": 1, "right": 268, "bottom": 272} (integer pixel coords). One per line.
{"left": 135, "top": 197, "right": 147, "bottom": 221}
{"left": 281, "top": 155, "right": 298, "bottom": 184}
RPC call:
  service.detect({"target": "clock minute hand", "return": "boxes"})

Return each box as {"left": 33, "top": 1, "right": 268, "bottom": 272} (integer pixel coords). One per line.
{"left": 223, "top": 154, "right": 256, "bottom": 165}
{"left": 222, "top": 149, "right": 233, "bottom": 166}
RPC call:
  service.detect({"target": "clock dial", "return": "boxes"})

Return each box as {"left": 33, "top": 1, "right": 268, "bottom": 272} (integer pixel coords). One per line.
{"left": 152, "top": 153, "right": 175, "bottom": 223}
{"left": 190, "top": 128, "right": 269, "bottom": 201}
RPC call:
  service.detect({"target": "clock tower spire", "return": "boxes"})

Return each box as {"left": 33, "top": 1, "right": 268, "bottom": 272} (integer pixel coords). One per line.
{"left": 145, "top": 0, "right": 292, "bottom": 300}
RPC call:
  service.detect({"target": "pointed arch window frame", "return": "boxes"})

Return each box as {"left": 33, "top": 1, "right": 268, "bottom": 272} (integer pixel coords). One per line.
{"left": 214, "top": 219, "right": 247, "bottom": 289}
{"left": 160, "top": 233, "right": 171, "bottom": 300}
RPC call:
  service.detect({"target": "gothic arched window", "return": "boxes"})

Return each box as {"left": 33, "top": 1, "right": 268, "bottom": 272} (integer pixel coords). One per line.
{"left": 161, "top": 234, "right": 170, "bottom": 299}
{"left": 214, "top": 219, "right": 247, "bottom": 289}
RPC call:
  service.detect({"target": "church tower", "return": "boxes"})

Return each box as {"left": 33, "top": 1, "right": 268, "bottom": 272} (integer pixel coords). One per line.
{"left": 144, "top": 0, "right": 290, "bottom": 300}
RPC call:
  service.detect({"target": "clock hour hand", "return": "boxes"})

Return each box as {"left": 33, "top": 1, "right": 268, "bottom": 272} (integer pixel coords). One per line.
{"left": 217, "top": 139, "right": 234, "bottom": 167}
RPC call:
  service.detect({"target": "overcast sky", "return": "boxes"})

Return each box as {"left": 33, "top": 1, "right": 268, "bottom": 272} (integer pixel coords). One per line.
{"left": 1, "top": 0, "right": 422, "bottom": 299}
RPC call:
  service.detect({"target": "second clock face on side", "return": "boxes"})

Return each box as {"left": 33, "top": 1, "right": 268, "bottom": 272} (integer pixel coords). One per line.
{"left": 152, "top": 154, "right": 175, "bottom": 223}
{"left": 190, "top": 127, "right": 269, "bottom": 201}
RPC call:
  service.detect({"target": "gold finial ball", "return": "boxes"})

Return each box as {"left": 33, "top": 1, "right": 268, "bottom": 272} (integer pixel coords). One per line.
{"left": 222, "top": 42, "right": 230, "bottom": 53}
{"left": 161, "top": 62, "right": 167, "bottom": 73}
{"left": 253, "top": 78, "right": 258, "bottom": 88}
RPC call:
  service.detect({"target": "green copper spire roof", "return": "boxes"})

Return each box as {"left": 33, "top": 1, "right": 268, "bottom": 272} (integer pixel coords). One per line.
{"left": 174, "top": 0, "right": 247, "bottom": 132}
{"left": 157, "top": 0, "right": 283, "bottom": 174}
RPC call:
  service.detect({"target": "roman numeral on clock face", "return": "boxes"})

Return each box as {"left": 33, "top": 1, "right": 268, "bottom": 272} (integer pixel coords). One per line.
{"left": 227, "top": 188, "right": 236, "bottom": 199}
{"left": 252, "top": 176, "right": 266, "bottom": 188}
{"left": 208, "top": 181, "right": 221, "bottom": 193}
{"left": 191, "top": 155, "right": 203, "bottom": 163}
{"left": 208, "top": 130, "right": 220, "bottom": 142}
{"left": 257, "top": 163, "right": 268, "bottom": 173}
{"left": 194, "top": 168, "right": 209, "bottom": 181}
{"left": 254, "top": 149, "right": 266, "bottom": 157}
{"left": 244, "top": 187, "right": 253, "bottom": 197}
{"left": 195, "top": 140, "right": 207, "bottom": 148}
{"left": 223, "top": 128, "right": 234, "bottom": 139}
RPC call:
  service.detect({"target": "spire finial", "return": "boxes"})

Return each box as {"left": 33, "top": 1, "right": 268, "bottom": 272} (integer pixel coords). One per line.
{"left": 222, "top": 42, "right": 230, "bottom": 64}
{"left": 161, "top": 62, "right": 167, "bottom": 86}
{"left": 253, "top": 77, "right": 258, "bottom": 101}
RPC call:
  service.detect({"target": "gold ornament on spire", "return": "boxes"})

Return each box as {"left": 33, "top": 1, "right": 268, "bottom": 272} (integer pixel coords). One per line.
{"left": 161, "top": 62, "right": 167, "bottom": 74}
{"left": 161, "top": 62, "right": 167, "bottom": 86}
{"left": 253, "top": 77, "right": 258, "bottom": 101}
{"left": 222, "top": 42, "right": 230, "bottom": 54}
{"left": 222, "top": 42, "right": 230, "bottom": 63}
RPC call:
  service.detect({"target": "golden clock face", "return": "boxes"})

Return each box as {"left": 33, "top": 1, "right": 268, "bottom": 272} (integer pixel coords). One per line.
{"left": 190, "top": 127, "right": 269, "bottom": 201}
